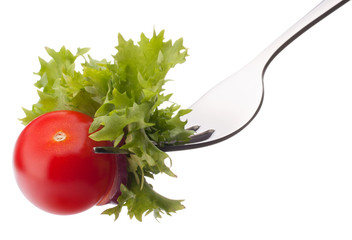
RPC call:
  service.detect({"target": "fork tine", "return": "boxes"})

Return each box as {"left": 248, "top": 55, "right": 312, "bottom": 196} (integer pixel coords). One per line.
{"left": 186, "top": 125, "right": 201, "bottom": 131}
{"left": 93, "top": 147, "right": 132, "bottom": 154}
{"left": 157, "top": 129, "right": 215, "bottom": 152}
{"left": 94, "top": 128, "right": 216, "bottom": 154}
{"left": 188, "top": 129, "right": 215, "bottom": 143}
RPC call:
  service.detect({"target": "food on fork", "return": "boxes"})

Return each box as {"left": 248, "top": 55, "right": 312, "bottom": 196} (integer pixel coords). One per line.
{"left": 14, "top": 30, "right": 193, "bottom": 221}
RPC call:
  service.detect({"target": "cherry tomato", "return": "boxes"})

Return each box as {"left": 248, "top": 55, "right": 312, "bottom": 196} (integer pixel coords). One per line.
{"left": 13, "top": 110, "right": 127, "bottom": 215}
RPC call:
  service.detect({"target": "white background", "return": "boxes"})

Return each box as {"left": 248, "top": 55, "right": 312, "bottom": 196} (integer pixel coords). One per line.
{"left": 1, "top": 0, "right": 352, "bottom": 239}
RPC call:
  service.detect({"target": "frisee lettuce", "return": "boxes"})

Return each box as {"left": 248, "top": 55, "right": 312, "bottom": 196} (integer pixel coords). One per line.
{"left": 20, "top": 30, "right": 194, "bottom": 221}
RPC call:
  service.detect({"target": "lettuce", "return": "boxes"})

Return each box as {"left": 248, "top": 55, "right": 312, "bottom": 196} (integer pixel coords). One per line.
{"left": 20, "top": 30, "right": 193, "bottom": 221}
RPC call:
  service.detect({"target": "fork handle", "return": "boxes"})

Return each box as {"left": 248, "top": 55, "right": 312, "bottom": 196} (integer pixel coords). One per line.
{"left": 257, "top": 0, "right": 350, "bottom": 74}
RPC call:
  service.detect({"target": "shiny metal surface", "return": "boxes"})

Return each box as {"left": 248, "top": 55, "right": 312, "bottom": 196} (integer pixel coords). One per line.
{"left": 95, "top": 0, "right": 350, "bottom": 154}
{"left": 172, "top": 0, "right": 350, "bottom": 151}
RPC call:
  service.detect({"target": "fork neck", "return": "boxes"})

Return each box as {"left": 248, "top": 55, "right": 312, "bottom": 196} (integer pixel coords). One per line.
{"left": 255, "top": 0, "right": 349, "bottom": 76}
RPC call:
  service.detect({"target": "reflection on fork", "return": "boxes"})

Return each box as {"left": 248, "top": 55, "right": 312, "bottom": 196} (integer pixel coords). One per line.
{"left": 95, "top": 0, "right": 350, "bottom": 154}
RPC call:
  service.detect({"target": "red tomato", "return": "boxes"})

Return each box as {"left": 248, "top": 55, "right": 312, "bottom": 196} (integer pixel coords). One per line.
{"left": 13, "top": 110, "right": 127, "bottom": 215}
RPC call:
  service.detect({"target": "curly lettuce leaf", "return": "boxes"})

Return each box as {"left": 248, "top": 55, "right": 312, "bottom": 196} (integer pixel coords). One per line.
{"left": 88, "top": 30, "right": 192, "bottom": 179}
{"left": 102, "top": 175, "right": 185, "bottom": 222}
{"left": 20, "top": 30, "right": 193, "bottom": 221}
{"left": 20, "top": 46, "right": 100, "bottom": 124}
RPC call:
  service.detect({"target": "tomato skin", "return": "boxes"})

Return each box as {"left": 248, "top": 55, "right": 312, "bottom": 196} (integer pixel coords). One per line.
{"left": 13, "top": 110, "right": 123, "bottom": 215}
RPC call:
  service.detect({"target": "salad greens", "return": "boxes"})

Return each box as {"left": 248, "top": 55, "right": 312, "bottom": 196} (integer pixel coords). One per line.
{"left": 21, "top": 30, "right": 194, "bottom": 221}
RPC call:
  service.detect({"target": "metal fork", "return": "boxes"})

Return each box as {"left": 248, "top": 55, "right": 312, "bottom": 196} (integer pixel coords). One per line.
{"left": 95, "top": 0, "right": 350, "bottom": 154}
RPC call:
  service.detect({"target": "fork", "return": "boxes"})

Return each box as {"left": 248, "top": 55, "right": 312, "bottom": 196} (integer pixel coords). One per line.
{"left": 95, "top": 0, "right": 350, "bottom": 154}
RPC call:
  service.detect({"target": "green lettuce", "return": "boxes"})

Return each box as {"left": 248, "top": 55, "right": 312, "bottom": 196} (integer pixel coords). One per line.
{"left": 20, "top": 30, "right": 193, "bottom": 221}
